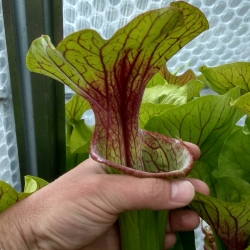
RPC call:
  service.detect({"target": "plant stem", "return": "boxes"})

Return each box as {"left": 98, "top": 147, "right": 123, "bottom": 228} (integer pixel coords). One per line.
{"left": 178, "top": 231, "right": 196, "bottom": 250}
{"left": 212, "top": 230, "right": 227, "bottom": 250}
{"left": 119, "top": 209, "right": 168, "bottom": 250}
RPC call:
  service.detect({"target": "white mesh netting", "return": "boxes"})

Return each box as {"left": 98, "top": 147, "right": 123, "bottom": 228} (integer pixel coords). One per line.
{"left": 0, "top": 0, "right": 21, "bottom": 191}
{"left": 63, "top": 0, "right": 250, "bottom": 88}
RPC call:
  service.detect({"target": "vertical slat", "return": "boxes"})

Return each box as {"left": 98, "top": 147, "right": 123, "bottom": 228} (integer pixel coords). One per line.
{"left": 1, "top": 0, "right": 28, "bottom": 186}
{"left": 2, "top": 0, "right": 65, "bottom": 185}
{"left": 13, "top": 0, "right": 38, "bottom": 177}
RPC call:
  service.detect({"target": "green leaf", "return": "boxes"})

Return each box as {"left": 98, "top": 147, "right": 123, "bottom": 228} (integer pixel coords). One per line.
{"left": 189, "top": 162, "right": 250, "bottom": 202}
{"left": 27, "top": 2, "right": 209, "bottom": 178}
{"left": 146, "top": 73, "right": 166, "bottom": 88}
{"left": 159, "top": 65, "right": 196, "bottom": 86}
{"left": 143, "top": 84, "right": 185, "bottom": 105}
{"left": 186, "top": 80, "right": 205, "bottom": 99}
{"left": 0, "top": 176, "right": 48, "bottom": 212}
{"left": 215, "top": 176, "right": 250, "bottom": 203}
{"left": 231, "top": 92, "right": 250, "bottom": 117}
{"left": 190, "top": 192, "right": 250, "bottom": 250}
{"left": 65, "top": 95, "right": 92, "bottom": 171}
{"left": 199, "top": 62, "right": 250, "bottom": 95}
{"left": 23, "top": 175, "right": 48, "bottom": 192}
{"left": 212, "top": 231, "right": 227, "bottom": 250}
{"left": 139, "top": 103, "right": 175, "bottom": 129}
{"left": 69, "top": 119, "right": 93, "bottom": 154}
{"left": 214, "top": 127, "right": 250, "bottom": 183}
{"left": 243, "top": 116, "right": 250, "bottom": 134}
{"left": 232, "top": 124, "right": 242, "bottom": 134}
{"left": 189, "top": 128, "right": 250, "bottom": 202}
{"left": 145, "top": 87, "right": 241, "bottom": 161}
{"left": 142, "top": 80, "right": 204, "bottom": 105}
{"left": 65, "top": 94, "right": 91, "bottom": 121}
{"left": 189, "top": 161, "right": 219, "bottom": 199}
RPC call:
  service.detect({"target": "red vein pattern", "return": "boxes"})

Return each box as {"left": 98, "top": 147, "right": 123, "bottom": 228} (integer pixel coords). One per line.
{"left": 27, "top": 2, "right": 208, "bottom": 177}
{"left": 191, "top": 193, "right": 250, "bottom": 250}
{"left": 200, "top": 62, "right": 250, "bottom": 95}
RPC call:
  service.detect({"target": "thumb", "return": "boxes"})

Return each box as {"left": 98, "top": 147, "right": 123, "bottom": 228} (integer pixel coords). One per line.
{"left": 97, "top": 175, "right": 195, "bottom": 213}
{"left": 64, "top": 158, "right": 195, "bottom": 215}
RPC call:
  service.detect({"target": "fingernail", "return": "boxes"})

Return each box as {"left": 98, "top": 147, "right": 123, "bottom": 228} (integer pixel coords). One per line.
{"left": 171, "top": 181, "right": 195, "bottom": 204}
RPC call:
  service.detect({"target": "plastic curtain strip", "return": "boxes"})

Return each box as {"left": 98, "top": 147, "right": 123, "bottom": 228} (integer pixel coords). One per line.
{"left": 0, "top": 0, "right": 21, "bottom": 191}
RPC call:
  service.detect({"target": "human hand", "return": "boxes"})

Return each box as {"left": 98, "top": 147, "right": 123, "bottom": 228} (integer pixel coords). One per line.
{"left": 0, "top": 143, "right": 209, "bottom": 250}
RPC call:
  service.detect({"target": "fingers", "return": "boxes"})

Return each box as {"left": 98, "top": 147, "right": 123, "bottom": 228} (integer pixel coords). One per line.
{"left": 164, "top": 233, "right": 176, "bottom": 249}
{"left": 164, "top": 209, "right": 201, "bottom": 249}
{"left": 73, "top": 140, "right": 208, "bottom": 214}
{"left": 167, "top": 209, "right": 200, "bottom": 233}
{"left": 61, "top": 158, "right": 197, "bottom": 213}
{"left": 186, "top": 178, "right": 210, "bottom": 196}
{"left": 111, "top": 177, "right": 208, "bottom": 212}
{"left": 164, "top": 209, "right": 200, "bottom": 249}
{"left": 183, "top": 142, "right": 200, "bottom": 160}
{"left": 92, "top": 176, "right": 196, "bottom": 213}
